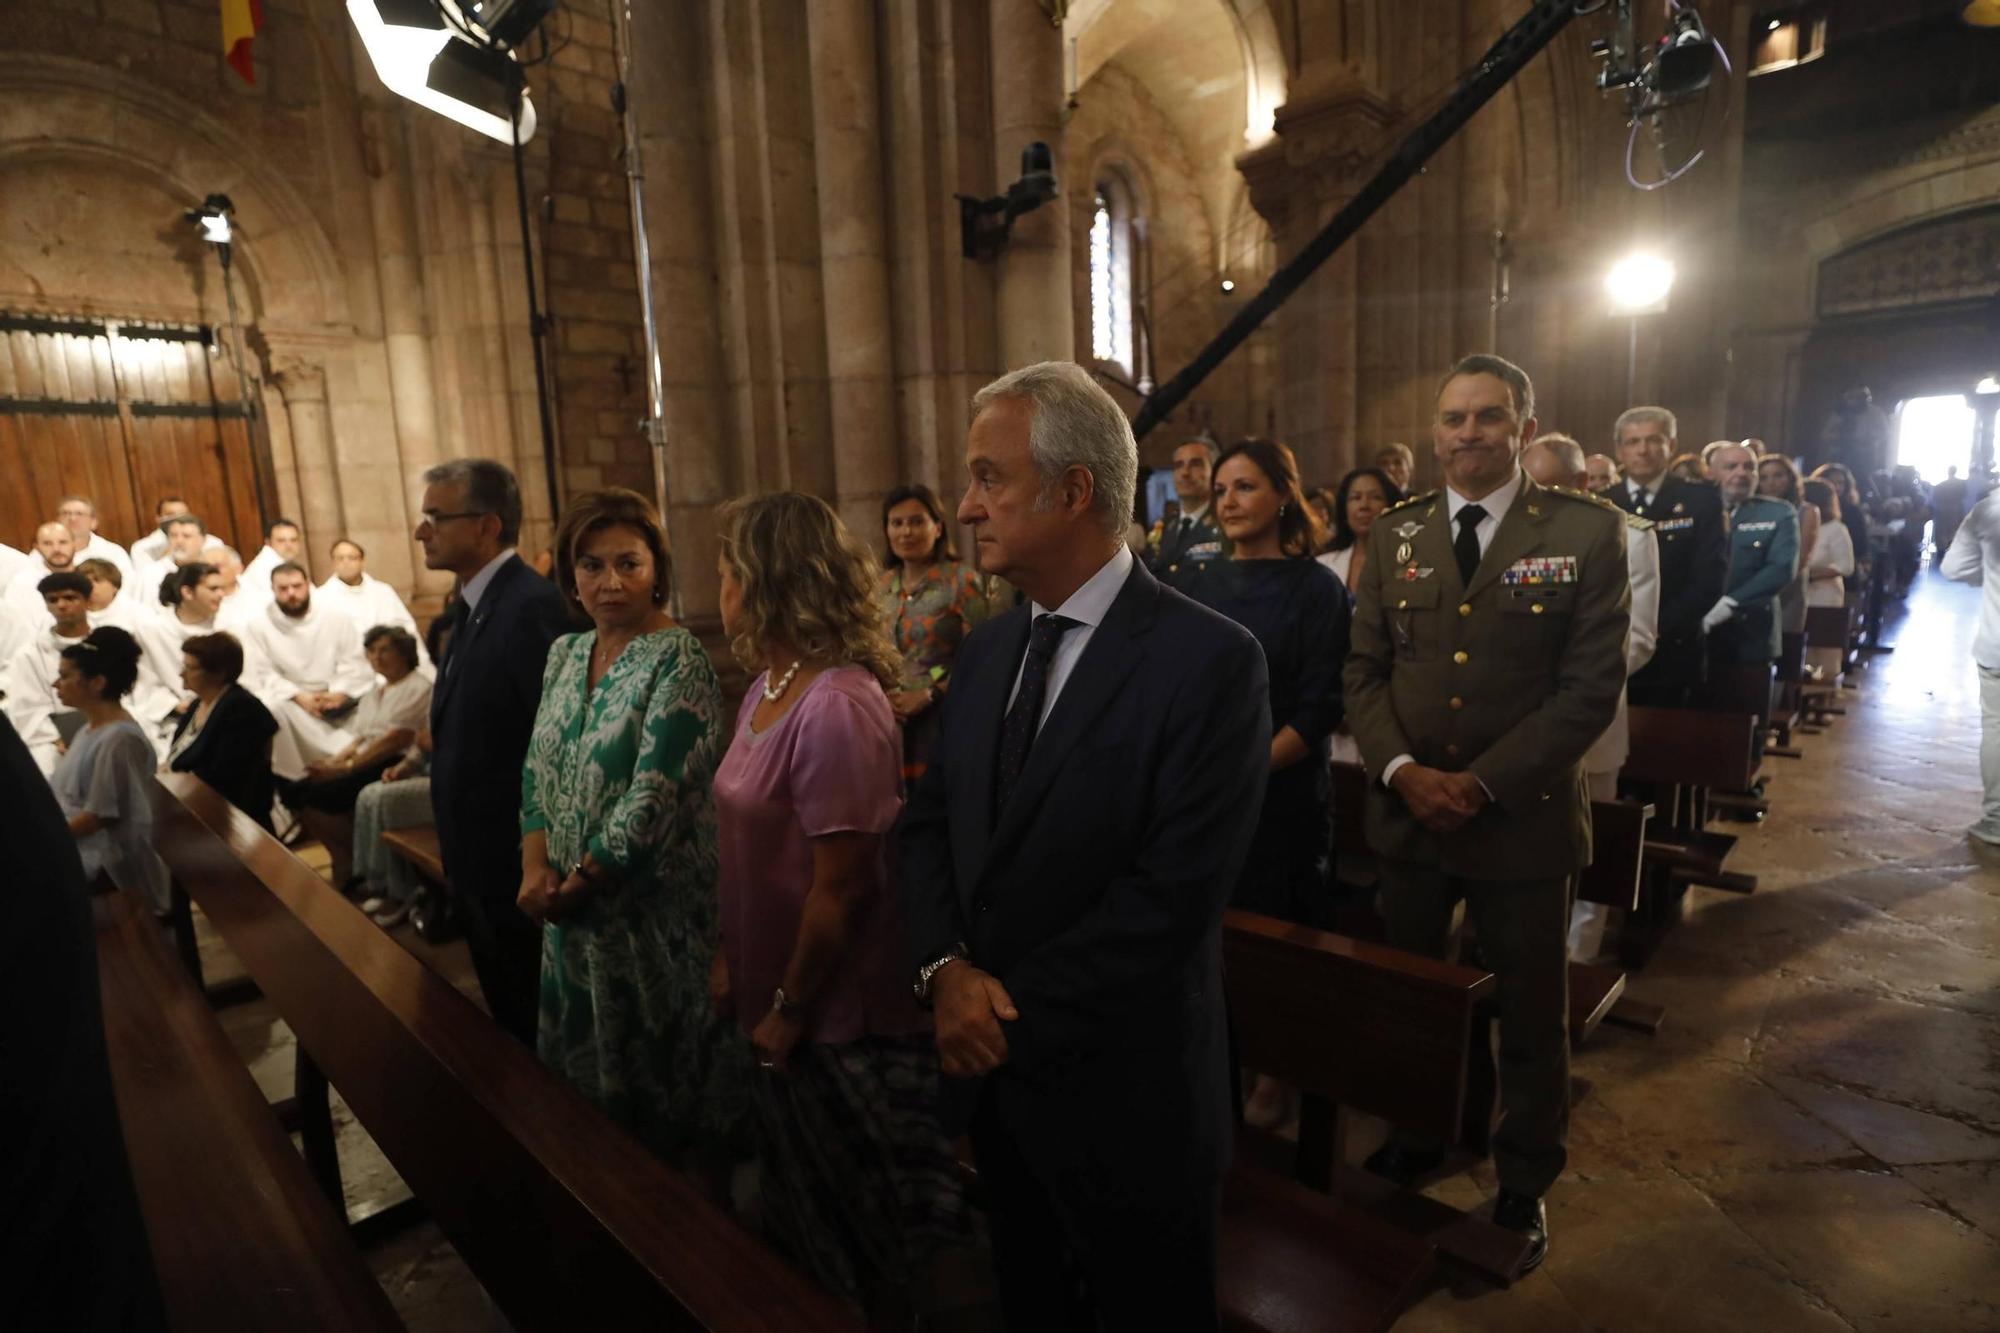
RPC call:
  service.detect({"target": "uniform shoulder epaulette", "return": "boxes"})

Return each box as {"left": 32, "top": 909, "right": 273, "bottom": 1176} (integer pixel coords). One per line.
{"left": 1623, "top": 510, "right": 1655, "bottom": 531}
{"left": 1385, "top": 490, "right": 1437, "bottom": 514}
{"left": 1549, "top": 484, "right": 1625, "bottom": 515}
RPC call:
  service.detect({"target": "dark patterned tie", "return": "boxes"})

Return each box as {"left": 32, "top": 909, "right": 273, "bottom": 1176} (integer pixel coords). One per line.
{"left": 1454, "top": 504, "right": 1488, "bottom": 588}
{"left": 995, "top": 613, "right": 1078, "bottom": 811}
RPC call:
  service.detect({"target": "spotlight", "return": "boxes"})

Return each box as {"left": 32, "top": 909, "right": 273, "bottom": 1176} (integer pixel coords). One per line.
{"left": 1220, "top": 278, "right": 1237, "bottom": 294}
{"left": 347, "top": 0, "right": 539, "bottom": 144}
{"left": 1977, "top": 374, "right": 2000, "bottom": 395}
{"left": 1606, "top": 252, "right": 1676, "bottom": 314}
{"left": 185, "top": 194, "right": 236, "bottom": 246}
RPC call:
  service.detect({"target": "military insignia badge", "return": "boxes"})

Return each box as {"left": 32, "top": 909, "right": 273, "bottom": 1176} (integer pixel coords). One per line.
{"left": 1395, "top": 542, "right": 1413, "bottom": 564}
{"left": 1400, "top": 564, "right": 1434, "bottom": 581}
{"left": 1393, "top": 521, "right": 1424, "bottom": 540}
{"left": 1501, "top": 555, "right": 1579, "bottom": 585}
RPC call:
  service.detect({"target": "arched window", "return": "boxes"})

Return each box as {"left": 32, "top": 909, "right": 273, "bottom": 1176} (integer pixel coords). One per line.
{"left": 1090, "top": 176, "right": 1138, "bottom": 375}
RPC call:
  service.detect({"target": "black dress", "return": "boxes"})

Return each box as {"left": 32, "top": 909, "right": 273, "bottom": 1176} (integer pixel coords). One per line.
{"left": 167, "top": 685, "right": 279, "bottom": 831}
{"left": 1192, "top": 556, "right": 1352, "bottom": 926}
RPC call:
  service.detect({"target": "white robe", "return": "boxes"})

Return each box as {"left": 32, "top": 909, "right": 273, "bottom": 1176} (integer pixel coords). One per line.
{"left": 241, "top": 544, "right": 291, "bottom": 608}
{"left": 243, "top": 600, "right": 375, "bottom": 780}
{"left": 0, "top": 543, "right": 26, "bottom": 589}
{"left": 317, "top": 573, "right": 433, "bottom": 675}
{"left": 1, "top": 560, "right": 72, "bottom": 636}
{"left": 0, "top": 596, "right": 29, "bottom": 667}
{"left": 71, "top": 533, "right": 134, "bottom": 578}
{"left": 0, "top": 626, "right": 87, "bottom": 776}
{"left": 130, "top": 528, "right": 224, "bottom": 570}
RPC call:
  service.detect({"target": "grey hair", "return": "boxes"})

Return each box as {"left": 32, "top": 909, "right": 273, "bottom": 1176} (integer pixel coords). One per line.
{"left": 972, "top": 362, "right": 1138, "bottom": 537}
{"left": 1176, "top": 436, "right": 1220, "bottom": 465}
{"left": 422, "top": 458, "right": 523, "bottom": 547}
{"left": 1438, "top": 354, "right": 1535, "bottom": 425}
{"left": 58, "top": 494, "right": 97, "bottom": 516}
{"left": 1702, "top": 438, "right": 1749, "bottom": 466}
{"left": 1614, "top": 405, "right": 1677, "bottom": 443}
{"left": 1527, "top": 432, "right": 1588, "bottom": 478}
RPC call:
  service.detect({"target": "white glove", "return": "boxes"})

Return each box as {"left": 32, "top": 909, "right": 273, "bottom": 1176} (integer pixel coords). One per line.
{"left": 1702, "top": 596, "right": 1738, "bottom": 632}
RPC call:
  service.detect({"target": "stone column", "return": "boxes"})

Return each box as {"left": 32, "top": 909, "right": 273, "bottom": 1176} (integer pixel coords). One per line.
{"left": 269, "top": 353, "right": 341, "bottom": 577}
{"left": 990, "top": 0, "right": 1072, "bottom": 368}
{"left": 809, "top": 0, "right": 901, "bottom": 539}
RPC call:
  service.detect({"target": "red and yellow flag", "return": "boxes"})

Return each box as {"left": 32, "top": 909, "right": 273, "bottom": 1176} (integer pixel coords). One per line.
{"left": 222, "top": 0, "right": 264, "bottom": 84}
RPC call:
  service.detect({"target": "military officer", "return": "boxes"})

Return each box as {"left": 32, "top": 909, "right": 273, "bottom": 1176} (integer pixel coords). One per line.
{"left": 1608, "top": 406, "right": 1726, "bottom": 707}
{"left": 1701, "top": 440, "right": 1800, "bottom": 767}
{"left": 1148, "top": 436, "right": 1228, "bottom": 592}
{"left": 1344, "top": 354, "right": 1629, "bottom": 1275}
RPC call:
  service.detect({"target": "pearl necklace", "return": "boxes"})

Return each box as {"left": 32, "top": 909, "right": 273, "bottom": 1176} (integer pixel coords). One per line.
{"left": 763, "top": 659, "right": 804, "bottom": 702}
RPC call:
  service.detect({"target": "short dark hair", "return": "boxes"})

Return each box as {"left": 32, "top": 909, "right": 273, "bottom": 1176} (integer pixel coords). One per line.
{"left": 554, "top": 487, "right": 673, "bottom": 616}
{"left": 1328, "top": 466, "right": 1406, "bottom": 553}
{"left": 880, "top": 484, "right": 957, "bottom": 567}
{"left": 267, "top": 517, "right": 301, "bottom": 538}
{"left": 164, "top": 514, "right": 206, "bottom": 536}
{"left": 1213, "top": 437, "right": 1326, "bottom": 559}
{"left": 76, "top": 558, "right": 122, "bottom": 588}
{"left": 181, "top": 632, "right": 246, "bottom": 684}
{"left": 363, "top": 624, "right": 421, "bottom": 672}
{"left": 1438, "top": 353, "right": 1535, "bottom": 425}
{"left": 331, "top": 538, "right": 365, "bottom": 558}
{"left": 61, "top": 627, "right": 142, "bottom": 701}
{"left": 270, "top": 561, "right": 309, "bottom": 585}
{"left": 38, "top": 571, "right": 92, "bottom": 600}
{"left": 163, "top": 561, "right": 218, "bottom": 608}
{"left": 154, "top": 494, "right": 187, "bottom": 516}
{"left": 1175, "top": 437, "right": 1221, "bottom": 465}
{"left": 423, "top": 458, "right": 524, "bottom": 547}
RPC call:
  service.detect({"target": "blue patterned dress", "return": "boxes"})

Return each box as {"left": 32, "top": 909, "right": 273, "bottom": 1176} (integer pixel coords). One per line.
{"left": 520, "top": 626, "right": 752, "bottom": 1167}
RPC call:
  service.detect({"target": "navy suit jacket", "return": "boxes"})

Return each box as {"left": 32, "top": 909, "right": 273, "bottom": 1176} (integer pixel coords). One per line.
{"left": 1613, "top": 475, "right": 1725, "bottom": 692}
{"left": 900, "top": 558, "right": 1269, "bottom": 1192}
{"left": 428, "top": 555, "right": 573, "bottom": 903}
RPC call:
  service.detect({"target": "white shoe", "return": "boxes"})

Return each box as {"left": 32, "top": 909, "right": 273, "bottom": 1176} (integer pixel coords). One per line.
{"left": 360, "top": 896, "right": 390, "bottom": 914}
{"left": 371, "top": 902, "right": 410, "bottom": 927}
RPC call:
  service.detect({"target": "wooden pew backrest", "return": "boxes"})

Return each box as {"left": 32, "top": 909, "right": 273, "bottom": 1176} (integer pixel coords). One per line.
{"left": 1623, "top": 707, "right": 1757, "bottom": 791}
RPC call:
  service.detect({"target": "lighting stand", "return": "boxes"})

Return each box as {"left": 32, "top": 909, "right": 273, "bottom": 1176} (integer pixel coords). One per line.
{"left": 506, "top": 73, "right": 562, "bottom": 527}
{"left": 213, "top": 238, "right": 274, "bottom": 529}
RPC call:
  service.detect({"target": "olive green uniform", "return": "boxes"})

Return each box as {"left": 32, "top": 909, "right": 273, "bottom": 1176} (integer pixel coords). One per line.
{"left": 1343, "top": 473, "right": 1629, "bottom": 1196}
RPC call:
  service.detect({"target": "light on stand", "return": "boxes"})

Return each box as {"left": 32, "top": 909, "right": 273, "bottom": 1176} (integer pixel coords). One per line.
{"left": 1605, "top": 252, "right": 1676, "bottom": 314}
{"left": 346, "top": 0, "right": 537, "bottom": 144}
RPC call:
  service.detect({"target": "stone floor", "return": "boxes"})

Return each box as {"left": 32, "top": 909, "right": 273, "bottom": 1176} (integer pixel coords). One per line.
{"left": 207, "top": 569, "right": 2000, "bottom": 1331}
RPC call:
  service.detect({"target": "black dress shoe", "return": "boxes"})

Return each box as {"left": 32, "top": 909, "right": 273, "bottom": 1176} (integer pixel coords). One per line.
{"left": 1493, "top": 1191, "right": 1548, "bottom": 1275}
{"left": 1362, "top": 1143, "right": 1446, "bottom": 1188}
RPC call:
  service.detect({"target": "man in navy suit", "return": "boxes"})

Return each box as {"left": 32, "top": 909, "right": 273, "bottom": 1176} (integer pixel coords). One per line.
{"left": 901, "top": 362, "right": 1269, "bottom": 1330}
{"left": 417, "top": 459, "right": 572, "bottom": 1043}
{"left": 1609, "top": 406, "right": 1727, "bottom": 707}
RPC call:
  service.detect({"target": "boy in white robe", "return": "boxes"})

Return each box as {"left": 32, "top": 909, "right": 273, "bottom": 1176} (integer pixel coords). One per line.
{"left": 1, "top": 572, "right": 94, "bottom": 776}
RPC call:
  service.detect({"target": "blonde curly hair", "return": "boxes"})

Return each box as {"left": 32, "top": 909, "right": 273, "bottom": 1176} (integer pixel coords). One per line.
{"left": 717, "top": 492, "right": 901, "bottom": 691}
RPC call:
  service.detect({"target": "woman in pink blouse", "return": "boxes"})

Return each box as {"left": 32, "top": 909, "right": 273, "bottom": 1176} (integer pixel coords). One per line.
{"left": 710, "top": 491, "right": 969, "bottom": 1313}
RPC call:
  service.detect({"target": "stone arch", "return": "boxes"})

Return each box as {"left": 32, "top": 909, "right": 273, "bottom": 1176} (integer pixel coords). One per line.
{"left": 0, "top": 53, "right": 352, "bottom": 334}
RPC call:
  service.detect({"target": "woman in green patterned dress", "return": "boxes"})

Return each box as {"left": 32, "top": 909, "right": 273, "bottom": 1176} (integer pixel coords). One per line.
{"left": 519, "top": 487, "right": 751, "bottom": 1171}
{"left": 876, "top": 484, "right": 988, "bottom": 790}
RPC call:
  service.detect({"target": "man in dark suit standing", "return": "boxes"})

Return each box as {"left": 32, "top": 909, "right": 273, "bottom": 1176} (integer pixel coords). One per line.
{"left": 1147, "top": 435, "right": 1227, "bottom": 594}
{"left": 901, "top": 361, "right": 1269, "bottom": 1330}
{"left": 416, "top": 459, "right": 572, "bottom": 1043}
{"left": 1609, "top": 406, "right": 1726, "bottom": 707}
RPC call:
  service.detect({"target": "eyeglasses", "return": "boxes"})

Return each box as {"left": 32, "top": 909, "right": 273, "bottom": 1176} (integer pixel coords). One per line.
{"left": 419, "top": 510, "right": 489, "bottom": 526}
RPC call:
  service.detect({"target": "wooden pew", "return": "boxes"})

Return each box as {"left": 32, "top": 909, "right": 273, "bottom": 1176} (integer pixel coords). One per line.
{"left": 1802, "top": 603, "right": 1854, "bottom": 725}
{"left": 1620, "top": 707, "right": 1759, "bottom": 965}
{"left": 93, "top": 888, "right": 404, "bottom": 1331}
{"left": 381, "top": 823, "right": 444, "bottom": 883}
{"left": 1224, "top": 910, "right": 1534, "bottom": 1290}
{"left": 150, "top": 773, "right": 859, "bottom": 1333}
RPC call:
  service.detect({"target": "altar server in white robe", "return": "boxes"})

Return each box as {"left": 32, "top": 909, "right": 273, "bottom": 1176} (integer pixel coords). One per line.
{"left": 129, "top": 495, "right": 223, "bottom": 570}
{"left": 3, "top": 524, "right": 80, "bottom": 631}
{"left": 240, "top": 518, "right": 307, "bottom": 608}
{"left": 1, "top": 572, "right": 95, "bottom": 775}
{"left": 317, "top": 539, "right": 432, "bottom": 675}
{"left": 56, "top": 496, "right": 134, "bottom": 579}
{"left": 77, "top": 559, "right": 144, "bottom": 633}
{"left": 132, "top": 516, "right": 215, "bottom": 616}
{"left": 243, "top": 563, "right": 375, "bottom": 781}
{"left": 212, "top": 547, "right": 259, "bottom": 634}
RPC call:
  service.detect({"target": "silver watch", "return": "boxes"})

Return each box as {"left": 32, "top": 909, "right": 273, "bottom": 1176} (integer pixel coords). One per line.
{"left": 913, "top": 943, "right": 968, "bottom": 1007}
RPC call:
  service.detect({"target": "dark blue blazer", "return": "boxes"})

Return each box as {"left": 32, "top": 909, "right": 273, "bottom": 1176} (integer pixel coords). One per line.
{"left": 428, "top": 555, "right": 573, "bottom": 901}
{"left": 900, "top": 558, "right": 1269, "bottom": 1192}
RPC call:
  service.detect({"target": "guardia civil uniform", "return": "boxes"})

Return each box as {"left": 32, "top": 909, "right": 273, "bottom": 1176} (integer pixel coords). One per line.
{"left": 1704, "top": 493, "right": 1800, "bottom": 764}
{"left": 1146, "top": 505, "right": 1227, "bottom": 595}
{"left": 1344, "top": 467, "right": 1629, "bottom": 1201}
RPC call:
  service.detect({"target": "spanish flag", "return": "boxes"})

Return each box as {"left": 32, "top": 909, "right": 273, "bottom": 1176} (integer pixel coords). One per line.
{"left": 222, "top": 0, "right": 264, "bottom": 84}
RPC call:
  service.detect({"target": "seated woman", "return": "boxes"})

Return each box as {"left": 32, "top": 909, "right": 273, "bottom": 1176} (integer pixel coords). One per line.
{"left": 51, "top": 627, "right": 172, "bottom": 916}
{"left": 713, "top": 492, "right": 970, "bottom": 1312}
{"left": 518, "top": 488, "right": 750, "bottom": 1173}
{"left": 278, "top": 625, "right": 431, "bottom": 892}
{"left": 166, "top": 632, "right": 279, "bottom": 831}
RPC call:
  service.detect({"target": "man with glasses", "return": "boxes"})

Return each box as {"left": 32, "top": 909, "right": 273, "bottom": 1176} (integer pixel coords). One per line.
{"left": 416, "top": 459, "right": 573, "bottom": 1042}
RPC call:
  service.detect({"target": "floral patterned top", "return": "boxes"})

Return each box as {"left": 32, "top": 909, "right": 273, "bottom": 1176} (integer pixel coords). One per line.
{"left": 878, "top": 560, "right": 989, "bottom": 694}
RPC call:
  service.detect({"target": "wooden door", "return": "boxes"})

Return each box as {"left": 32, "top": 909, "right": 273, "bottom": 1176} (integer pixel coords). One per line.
{"left": 0, "top": 313, "right": 264, "bottom": 554}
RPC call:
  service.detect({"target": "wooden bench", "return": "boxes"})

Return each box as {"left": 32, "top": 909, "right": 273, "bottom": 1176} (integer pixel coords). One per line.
{"left": 93, "top": 888, "right": 404, "bottom": 1331}
{"left": 150, "top": 773, "right": 859, "bottom": 1332}
{"left": 381, "top": 823, "right": 445, "bottom": 883}
{"left": 1329, "top": 762, "right": 1652, "bottom": 1045}
{"left": 1224, "top": 910, "right": 1534, "bottom": 1291}
{"left": 1621, "top": 707, "right": 1759, "bottom": 965}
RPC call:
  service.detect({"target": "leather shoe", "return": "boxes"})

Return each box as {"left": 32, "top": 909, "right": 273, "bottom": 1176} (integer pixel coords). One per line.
{"left": 1362, "top": 1143, "right": 1445, "bottom": 1188}
{"left": 1493, "top": 1190, "right": 1548, "bottom": 1275}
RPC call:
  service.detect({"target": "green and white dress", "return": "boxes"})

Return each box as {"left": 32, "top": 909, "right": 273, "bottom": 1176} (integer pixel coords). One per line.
{"left": 520, "top": 626, "right": 752, "bottom": 1167}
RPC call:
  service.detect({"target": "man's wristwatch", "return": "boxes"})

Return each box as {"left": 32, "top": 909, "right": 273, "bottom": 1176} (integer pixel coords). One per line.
{"left": 771, "top": 986, "right": 803, "bottom": 1018}
{"left": 913, "top": 944, "right": 968, "bottom": 1008}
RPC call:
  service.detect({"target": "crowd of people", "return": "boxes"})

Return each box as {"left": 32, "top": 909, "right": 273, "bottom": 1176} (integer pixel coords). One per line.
{"left": 2, "top": 349, "right": 1965, "bottom": 1330}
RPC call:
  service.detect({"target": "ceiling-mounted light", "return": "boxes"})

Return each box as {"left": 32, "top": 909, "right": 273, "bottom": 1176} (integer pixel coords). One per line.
{"left": 1964, "top": 0, "right": 2000, "bottom": 27}
{"left": 1219, "top": 278, "right": 1237, "bottom": 294}
{"left": 347, "top": 0, "right": 538, "bottom": 144}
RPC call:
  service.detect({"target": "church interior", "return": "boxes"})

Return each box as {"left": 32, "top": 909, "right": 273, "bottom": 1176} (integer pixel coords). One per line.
{"left": 3, "top": 0, "right": 1999, "bottom": 1328}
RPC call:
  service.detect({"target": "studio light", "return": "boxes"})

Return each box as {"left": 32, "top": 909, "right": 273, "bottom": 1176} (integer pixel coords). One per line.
{"left": 187, "top": 194, "right": 234, "bottom": 245}
{"left": 1976, "top": 374, "right": 2000, "bottom": 395}
{"left": 347, "top": 0, "right": 537, "bottom": 144}
{"left": 1606, "top": 252, "right": 1676, "bottom": 314}
{"left": 1220, "top": 278, "right": 1237, "bottom": 294}
{"left": 1964, "top": 0, "right": 2000, "bottom": 27}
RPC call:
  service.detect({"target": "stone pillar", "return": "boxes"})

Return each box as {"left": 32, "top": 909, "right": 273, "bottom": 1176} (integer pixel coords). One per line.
{"left": 269, "top": 354, "right": 340, "bottom": 578}
{"left": 990, "top": 0, "right": 1072, "bottom": 368}
{"left": 809, "top": 0, "right": 901, "bottom": 539}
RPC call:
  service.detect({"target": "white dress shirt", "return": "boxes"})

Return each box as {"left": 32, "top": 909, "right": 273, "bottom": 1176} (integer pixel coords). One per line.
{"left": 1943, "top": 493, "right": 2000, "bottom": 670}
{"left": 1382, "top": 468, "right": 1525, "bottom": 788}
{"left": 461, "top": 548, "right": 520, "bottom": 614}
{"left": 1006, "top": 544, "right": 1135, "bottom": 733}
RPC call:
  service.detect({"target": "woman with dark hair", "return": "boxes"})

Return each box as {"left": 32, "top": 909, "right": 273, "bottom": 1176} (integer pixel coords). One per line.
{"left": 1194, "top": 439, "right": 1352, "bottom": 926}
{"left": 1316, "top": 466, "right": 1405, "bottom": 593}
{"left": 278, "top": 625, "right": 433, "bottom": 890}
{"left": 877, "top": 483, "right": 988, "bottom": 789}
{"left": 1812, "top": 462, "right": 1873, "bottom": 584}
{"left": 518, "top": 487, "right": 748, "bottom": 1171}
{"left": 1802, "top": 478, "right": 1857, "bottom": 682}
{"left": 166, "top": 631, "right": 279, "bottom": 831}
{"left": 1757, "top": 453, "right": 1819, "bottom": 667}
{"left": 51, "top": 627, "right": 172, "bottom": 915}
